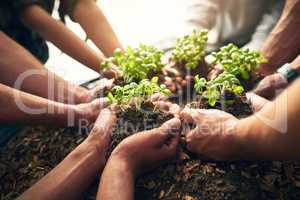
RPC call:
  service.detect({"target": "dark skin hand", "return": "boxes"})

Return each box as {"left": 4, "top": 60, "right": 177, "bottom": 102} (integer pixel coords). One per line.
{"left": 181, "top": 78, "right": 300, "bottom": 161}
{"left": 253, "top": 54, "right": 300, "bottom": 99}
{"left": 97, "top": 118, "right": 181, "bottom": 200}
{"left": 258, "top": 0, "right": 300, "bottom": 75}
{"left": 18, "top": 108, "right": 117, "bottom": 200}
{"left": 163, "top": 60, "right": 208, "bottom": 93}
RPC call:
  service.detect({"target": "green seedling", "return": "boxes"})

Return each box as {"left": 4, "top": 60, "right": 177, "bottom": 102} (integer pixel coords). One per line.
{"left": 194, "top": 72, "right": 244, "bottom": 107}
{"left": 171, "top": 30, "right": 208, "bottom": 70}
{"left": 210, "top": 43, "right": 268, "bottom": 80}
{"left": 107, "top": 77, "right": 171, "bottom": 110}
{"left": 101, "top": 44, "right": 164, "bottom": 83}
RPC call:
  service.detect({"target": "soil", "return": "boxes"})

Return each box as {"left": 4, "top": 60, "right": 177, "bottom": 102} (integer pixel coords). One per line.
{"left": 2, "top": 121, "right": 300, "bottom": 200}
{"left": 1, "top": 71, "right": 300, "bottom": 199}
{"left": 109, "top": 102, "right": 174, "bottom": 153}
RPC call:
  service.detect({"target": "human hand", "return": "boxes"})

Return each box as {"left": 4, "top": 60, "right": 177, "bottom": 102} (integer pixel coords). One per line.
{"left": 162, "top": 62, "right": 194, "bottom": 92}
{"left": 102, "top": 63, "right": 123, "bottom": 79}
{"left": 153, "top": 101, "right": 181, "bottom": 118}
{"left": 74, "top": 98, "right": 110, "bottom": 125}
{"left": 253, "top": 73, "right": 288, "bottom": 99}
{"left": 181, "top": 108, "right": 242, "bottom": 161}
{"left": 109, "top": 118, "right": 181, "bottom": 176}
{"left": 207, "top": 63, "right": 224, "bottom": 80}
{"left": 246, "top": 92, "right": 270, "bottom": 112}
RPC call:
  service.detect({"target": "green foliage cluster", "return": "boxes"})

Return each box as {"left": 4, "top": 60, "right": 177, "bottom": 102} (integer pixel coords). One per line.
{"left": 101, "top": 44, "right": 164, "bottom": 83}
{"left": 211, "top": 43, "right": 268, "bottom": 80}
{"left": 194, "top": 73, "right": 244, "bottom": 107}
{"left": 107, "top": 77, "right": 170, "bottom": 109}
{"left": 171, "top": 30, "right": 208, "bottom": 70}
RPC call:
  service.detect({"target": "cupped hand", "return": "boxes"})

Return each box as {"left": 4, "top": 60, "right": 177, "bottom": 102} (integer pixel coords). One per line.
{"left": 74, "top": 98, "right": 110, "bottom": 125}
{"left": 180, "top": 108, "right": 242, "bottom": 161}
{"left": 162, "top": 62, "right": 195, "bottom": 92}
{"left": 110, "top": 118, "right": 181, "bottom": 176}
{"left": 102, "top": 63, "right": 123, "bottom": 79}
{"left": 252, "top": 73, "right": 288, "bottom": 99}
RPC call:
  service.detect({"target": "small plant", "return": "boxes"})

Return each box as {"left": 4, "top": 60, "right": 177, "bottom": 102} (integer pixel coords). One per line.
{"left": 101, "top": 45, "right": 164, "bottom": 83}
{"left": 107, "top": 77, "right": 171, "bottom": 109}
{"left": 210, "top": 43, "right": 268, "bottom": 80}
{"left": 171, "top": 30, "right": 208, "bottom": 70}
{"left": 194, "top": 72, "right": 244, "bottom": 107}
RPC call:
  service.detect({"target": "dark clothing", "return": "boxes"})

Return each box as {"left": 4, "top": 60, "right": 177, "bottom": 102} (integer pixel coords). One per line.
{"left": 0, "top": 0, "right": 78, "bottom": 63}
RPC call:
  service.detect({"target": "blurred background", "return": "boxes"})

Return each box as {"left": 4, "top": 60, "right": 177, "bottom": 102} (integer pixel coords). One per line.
{"left": 47, "top": 0, "right": 190, "bottom": 84}
{"left": 46, "top": 0, "right": 282, "bottom": 85}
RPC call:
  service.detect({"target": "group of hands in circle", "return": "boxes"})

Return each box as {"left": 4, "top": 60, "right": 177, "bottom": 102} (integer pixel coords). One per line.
{"left": 82, "top": 60, "right": 285, "bottom": 177}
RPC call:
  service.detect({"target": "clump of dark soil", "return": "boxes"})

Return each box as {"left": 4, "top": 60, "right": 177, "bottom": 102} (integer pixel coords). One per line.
{"left": 109, "top": 102, "right": 173, "bottom": 153}
{"left": 187, "top": 91, "right": 252, "bottom": 118}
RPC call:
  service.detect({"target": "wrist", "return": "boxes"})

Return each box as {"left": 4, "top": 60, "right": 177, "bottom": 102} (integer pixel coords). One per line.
{"left": 70, "top": 139, "right": 106, "bottom": 169}
{"left": 108, "top": 155, "right": 136, "bottom": 178}
{"left": 235, "top": 115, "right": 277, "bottom": 160}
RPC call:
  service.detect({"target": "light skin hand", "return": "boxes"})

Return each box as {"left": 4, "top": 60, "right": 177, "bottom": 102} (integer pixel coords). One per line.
{"left": 97, "top": 118, "right": 181, "bottom": 200}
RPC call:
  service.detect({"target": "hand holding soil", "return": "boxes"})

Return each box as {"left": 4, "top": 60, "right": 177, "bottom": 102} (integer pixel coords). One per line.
{"left": 74, "top": 98, "right": 110, "bottom": 125}
{"left": 110, "top": 118, "right": 181, "bottom": 176}
{"left": 181, "top": 108, "right": 242, "bottom": 161}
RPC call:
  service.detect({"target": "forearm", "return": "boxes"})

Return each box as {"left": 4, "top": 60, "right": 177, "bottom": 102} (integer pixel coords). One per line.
{"left": 72, "top": 0, "right": 124, "bottom": 57}
{"left": 260, "top": 0, "right": 300, "bottom": 73}
{"left": 0, "top": 32, "right": 90, "bottom": 104}
{"left": 97, "top": 158, "right": 134, "bottom": 200}
{"left": 19, "top": 138, "right": 105, "bottom": 200}
{"left": 21, "top": 5, "right": 104, "bottom": 72}
{"left": 237, "top": 78, "right": 300, "bottom": 160}
{"left": 0, "top": 83, "right": 75, "bottom": 126}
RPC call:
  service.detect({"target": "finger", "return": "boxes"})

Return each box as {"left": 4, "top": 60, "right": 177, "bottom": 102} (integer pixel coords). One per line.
{"left": 161, "top": 133, "right": 180, "bottom": 158}
{"left": 180, "top": 108, "right": 202, "bottom": 124}
{"left": 153, "top": 101, "right": 170, "bottom": 110}
{"left": 160, "top": 118, "right": 181, "bottom": 135}
{"left": 150, "top": 93, "right": 168, "bottom": 102}
{"left": 91, "top": 98, "right": 110, "bottom": 110}
{"left": 166, "top": 67, "right": 180, "bottom": 77}
{"left": 246, "top": 92, "right": 270, "bottom": 112}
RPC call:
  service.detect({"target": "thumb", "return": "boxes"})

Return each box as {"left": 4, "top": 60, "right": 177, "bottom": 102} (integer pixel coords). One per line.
{"left": 146, "top": 118, "right": 181, "bottom": 146}
{"left": 160, "top": 118, "right": 181, "bottom": 135}
{"left": 180, "top": 108, "right": 203, "bottom": 124}
{"left": 246, "top": 93, "right": 270, "bottom": 112}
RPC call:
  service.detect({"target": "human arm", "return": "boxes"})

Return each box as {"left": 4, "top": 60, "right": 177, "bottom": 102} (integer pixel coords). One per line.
{"left": 259, "top": 0, "right": 300, "bottom": 75}
{"left": 181, "top": 78, "right": 300, "bottom": 160}
{"left": 18, "top": 108, "right": 116, "bottom": 200}
{"left": 0, "top": 31, "right": 100, "bottom": 104}
{"left": 97, "top": 118, "right": 181, "bottom": 200}
{"left": 253, "top": 54, "right": 300, "bottom": 98}
{"left": 0, "top": 83, "right": 109, "bottom": 126}
{"left": 71, "top": 0, "right": 124, "bottom": 57}
{"left": 20, "top": 4, "right": 104, "bottom": 72}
